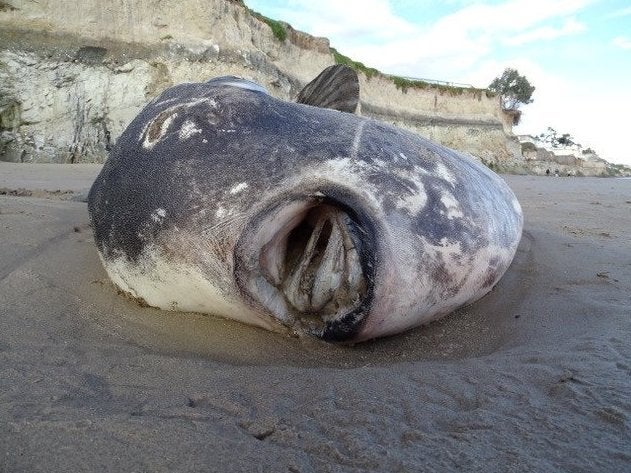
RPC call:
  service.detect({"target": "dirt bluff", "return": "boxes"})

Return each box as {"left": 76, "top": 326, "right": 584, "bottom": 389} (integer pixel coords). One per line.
{"left": 0, "top": 0, "right": 517, "bottom": 164}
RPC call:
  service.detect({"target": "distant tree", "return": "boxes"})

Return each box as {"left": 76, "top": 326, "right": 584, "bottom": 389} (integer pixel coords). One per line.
{"left": 556, "top": 133, "right": 575, "bottom": 147}
{"left": 488, "top": 68, "right": 535, "bottom": 111}
{"left": 538, "top": 127, "right": 577, "bottom": 149}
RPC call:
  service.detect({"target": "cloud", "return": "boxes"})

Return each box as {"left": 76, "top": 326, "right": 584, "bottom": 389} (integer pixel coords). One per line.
{"left": 249, "top": 0, "right": 417, "bottom": 44}
{"left": 605, "top": 6, "right": 631, "bottom": 19}
{"left": 511, "top": 64, "right": 631, "bottom": 165}
{"left": 504, "top": 18, "right": 585, "bottom": 46}
{"left": 430, "top": 0, "right": 590, "bottom": 31}
{"left": 249, "top": 0, "right": 592, "bottom": 82}
{"left": 612, "top": 36, "right": 631, "bottom": 50}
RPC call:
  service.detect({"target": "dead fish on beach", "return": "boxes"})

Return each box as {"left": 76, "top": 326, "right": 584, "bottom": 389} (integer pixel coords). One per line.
{"left": 88, "top": 65, "right": 523, "bottom": 343}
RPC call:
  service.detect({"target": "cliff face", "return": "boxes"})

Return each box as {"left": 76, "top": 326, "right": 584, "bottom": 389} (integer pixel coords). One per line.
{"left": 518, "top": 137, "right": 620, "bottom": 177}
{"left": 0, "top": 0, "right": 518, "bottom": 163}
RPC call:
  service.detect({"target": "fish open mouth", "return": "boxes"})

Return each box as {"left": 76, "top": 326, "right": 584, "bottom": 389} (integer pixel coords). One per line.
{"left": 234, "top": 193, "right": 376, "bottom": 342}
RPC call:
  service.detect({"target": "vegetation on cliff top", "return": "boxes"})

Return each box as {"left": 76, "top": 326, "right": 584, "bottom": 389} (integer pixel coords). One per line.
{"left": 390, "top": 76, "right": 493, "bottom": 97}
{"left": 248, "top": 8, "right": 288, "bottom": 42}
{"left": 330, "top": 48, "right": 379, "bottom": 79}
{"left": 331, "top": 48, "right": 492, "bottom": 97}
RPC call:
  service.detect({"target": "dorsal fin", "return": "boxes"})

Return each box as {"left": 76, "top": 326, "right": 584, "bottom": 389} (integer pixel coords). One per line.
{"left": 295, "top": 65, "right": 359, "bottom": 113}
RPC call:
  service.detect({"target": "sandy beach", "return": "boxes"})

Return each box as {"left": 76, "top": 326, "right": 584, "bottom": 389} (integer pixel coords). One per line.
{"left": 1, "top": 162, "right": 629, "bottom": 472}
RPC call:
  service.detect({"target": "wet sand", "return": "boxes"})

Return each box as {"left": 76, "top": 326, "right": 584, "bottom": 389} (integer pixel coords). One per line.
{"left": 1, "top": 162, "right": 630, "bottom": 472}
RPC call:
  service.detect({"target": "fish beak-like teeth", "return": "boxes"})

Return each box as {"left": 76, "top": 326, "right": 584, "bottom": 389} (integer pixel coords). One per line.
{"left": 310, "top": 215, "right": 345, "bottom": 311}
{"left": 277, "top": 206, "right": 367, "bottom": 321}
{"left": 235, "top": 198, "right": 373, "bottom": 340}
{"left": 284, "top": 211, "right": 346, "bottom": 313}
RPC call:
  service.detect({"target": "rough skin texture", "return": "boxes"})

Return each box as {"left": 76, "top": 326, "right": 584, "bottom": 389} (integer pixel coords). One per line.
{"left": 88, "top": 77, "right": 523, "bottom": 342}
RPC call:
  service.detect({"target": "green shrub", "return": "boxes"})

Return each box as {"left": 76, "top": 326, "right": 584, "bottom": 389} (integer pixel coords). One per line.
{"left": 330, "top": 48, "right": 379, "bottom": 79}
{"left": 391, "top": 76, "right": 483, "bottom": 97}
{"left": 249, "top": 9, "right": 288, "bottom": 42}
{"left": 265, "top": 18, "right": 287, "bottom": 42}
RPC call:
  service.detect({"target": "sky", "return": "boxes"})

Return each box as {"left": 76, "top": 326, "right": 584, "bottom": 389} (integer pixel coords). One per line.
{"left": 246, "top": 0, "right": 631, "bottom": 166}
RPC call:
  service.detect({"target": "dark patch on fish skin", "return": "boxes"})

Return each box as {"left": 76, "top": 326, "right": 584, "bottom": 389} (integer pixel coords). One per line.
{"left": 89, "top": 90, "right": 257, "bottom": 262}
{"left": 367, "top": 171, "right": 419, "bottom": 214}
{"left": 353, "top": 120, "right": 445, "bottom": 215}
{"left": 88, "top": 158, "right": 178, "bottom": 262}
{"left": 482, "top": 269, "right": 499, "bottom": 289}
{"left": 481, "top": 256, "right": 503, "bottom": 289}
{"left": 425, "top": 253, "right": 470, "bottom": 300}
{"left": 358, "top": 120, "right": 438, "bottom": 170}
{"left": 445, "top": 152, "right": 523, "bottom": 251}
{"left": 320, "top": 307, "right": 367, "bottom": 342}
{"left": 450, "top": 251, "right": 466, "bottom": 266}
{"left": 410, "top": 141, "right": 523, "bottom": 256}
{"left": 413, "top": 180, "right": 481, "bottom": 253}
{"left": 431, "top": 260, "right": 454, "bottom": 287}
{"left": 146, "top": 108, "right": 177, "bottom": 142}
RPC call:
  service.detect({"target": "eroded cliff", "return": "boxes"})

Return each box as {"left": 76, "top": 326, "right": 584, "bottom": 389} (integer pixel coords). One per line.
{"left": 0, "top": 0, "right": 519, "bottom": 163}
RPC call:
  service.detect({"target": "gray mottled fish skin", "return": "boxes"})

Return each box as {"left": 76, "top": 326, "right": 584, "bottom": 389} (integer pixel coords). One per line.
{"left": 88, "top": 76, "right": 523, "bottom": 343}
